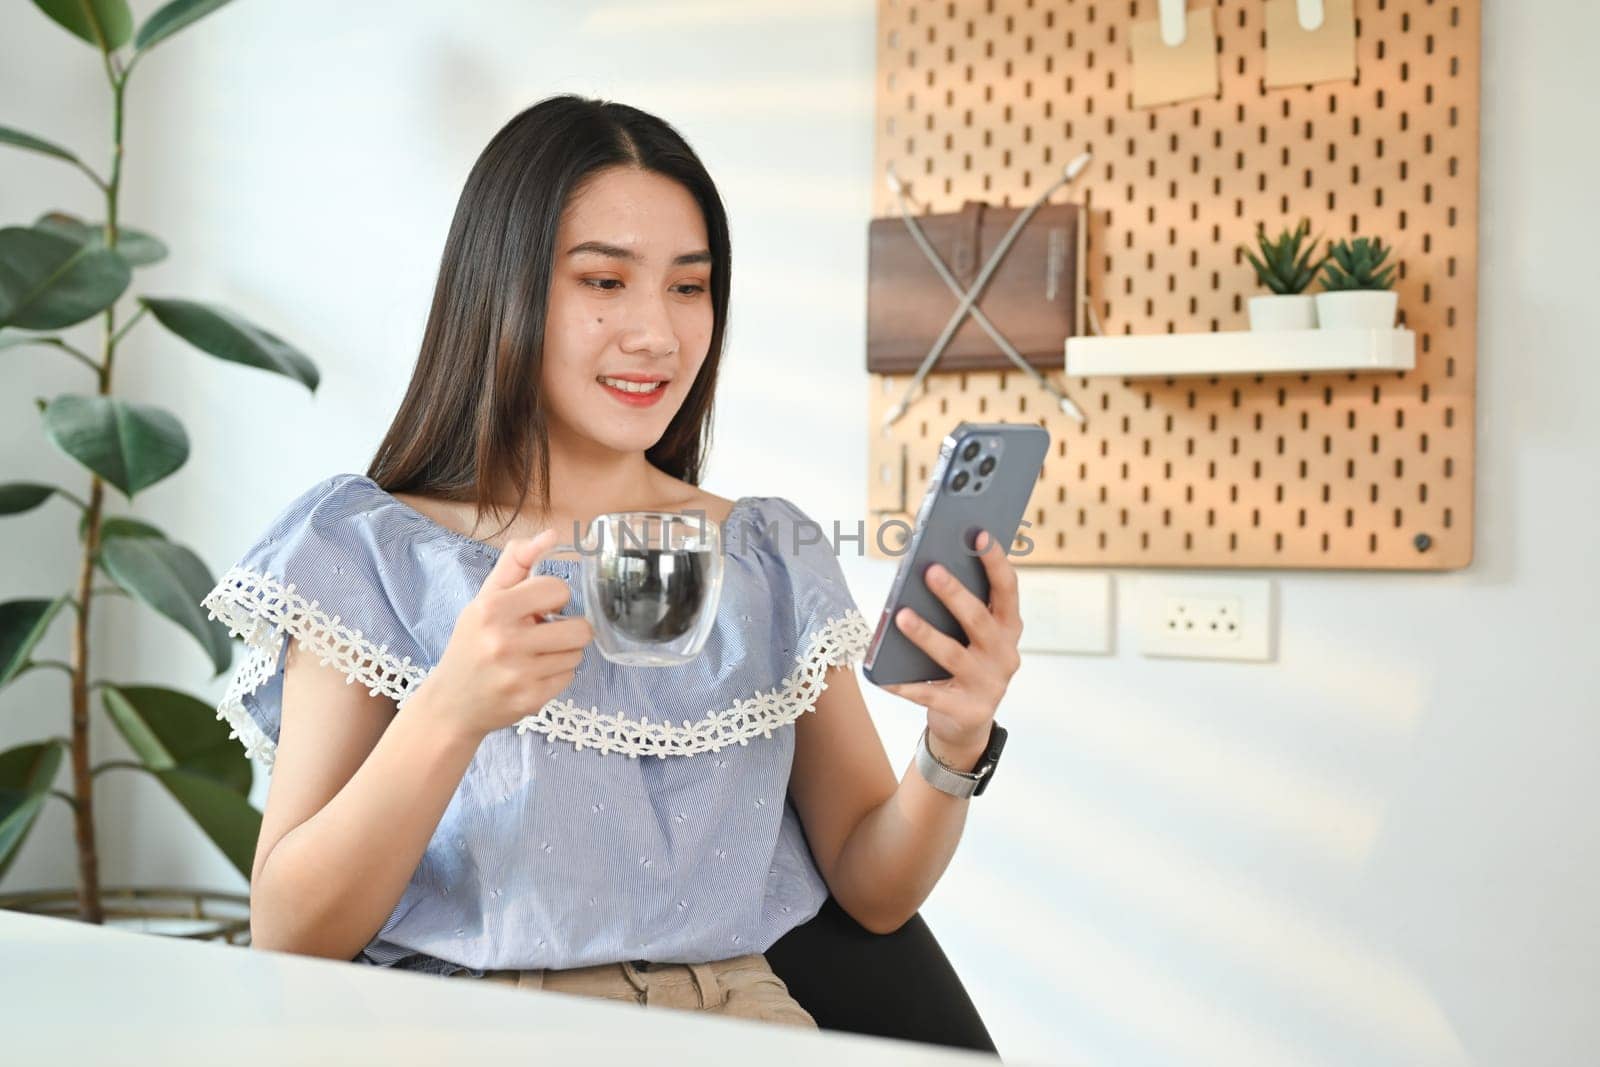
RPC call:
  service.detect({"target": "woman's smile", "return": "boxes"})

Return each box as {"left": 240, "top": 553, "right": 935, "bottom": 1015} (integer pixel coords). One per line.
{"left": 597, "top": 372, "right": 670, "bottom": 407}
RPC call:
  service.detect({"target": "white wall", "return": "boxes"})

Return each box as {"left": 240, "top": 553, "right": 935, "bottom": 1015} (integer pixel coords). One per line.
{"left": 2, "top": 3, "right": 1595, "bottom": 1065}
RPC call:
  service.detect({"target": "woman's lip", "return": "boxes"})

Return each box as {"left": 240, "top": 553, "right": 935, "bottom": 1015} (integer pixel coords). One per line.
{"left": 598, "top": 378, "right": 668, "bottom": 406}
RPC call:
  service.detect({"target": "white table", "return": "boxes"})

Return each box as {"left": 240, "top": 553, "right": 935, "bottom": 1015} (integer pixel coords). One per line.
{"left": 0, "top": 909, "right": 991, "bottom": 1064}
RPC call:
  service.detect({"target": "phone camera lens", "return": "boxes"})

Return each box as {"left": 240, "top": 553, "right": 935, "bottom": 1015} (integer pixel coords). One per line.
{"left": 978, "top": 455, "right": 995, "bottom": 476}
{"left": 951, "top": 470, "right": 969, "bottom": 491}
{"left": 961, "top": 440, "right": 980, "bottom": 461}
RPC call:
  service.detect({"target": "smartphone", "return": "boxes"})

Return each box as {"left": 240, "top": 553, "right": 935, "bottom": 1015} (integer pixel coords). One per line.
{"left": 862, "top": 421, "right": 1050, "bottom": 687}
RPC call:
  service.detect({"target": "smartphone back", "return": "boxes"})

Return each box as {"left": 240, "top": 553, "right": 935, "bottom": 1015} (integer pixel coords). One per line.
{"left": 863, "top": 422, "right": 1049, "bottom": 687}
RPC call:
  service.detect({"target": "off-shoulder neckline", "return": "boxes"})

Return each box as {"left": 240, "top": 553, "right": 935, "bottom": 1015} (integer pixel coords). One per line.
{"left": 344, "top": 473, "right": 764, "bottom": 570}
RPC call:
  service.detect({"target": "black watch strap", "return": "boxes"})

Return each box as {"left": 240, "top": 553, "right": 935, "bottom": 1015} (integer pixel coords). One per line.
{"left": 971, "top": 720, "right": 1007, "bottom": 796}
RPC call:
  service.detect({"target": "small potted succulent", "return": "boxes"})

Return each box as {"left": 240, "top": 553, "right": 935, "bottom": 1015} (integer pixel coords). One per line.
{"left": 1239, "top": 218, "right": 1327, "bottom": 330}
{"left": 1315, "top": 236, "right": 1399, "bottom": 329}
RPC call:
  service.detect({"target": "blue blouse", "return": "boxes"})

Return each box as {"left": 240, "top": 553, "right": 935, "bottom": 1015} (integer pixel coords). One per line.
{"left": 198, "top": 472, "right": 872, "bottom": 975}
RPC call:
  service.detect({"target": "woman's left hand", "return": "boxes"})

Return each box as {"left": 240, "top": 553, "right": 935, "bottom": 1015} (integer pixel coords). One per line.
{"left": 880, "top": 530, "right": 1023, "bottom": 770}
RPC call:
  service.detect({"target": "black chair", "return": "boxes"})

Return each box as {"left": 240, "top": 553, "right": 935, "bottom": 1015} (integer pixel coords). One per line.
{"left": 765, "top": 894, "right": 998, "bottom": 1055}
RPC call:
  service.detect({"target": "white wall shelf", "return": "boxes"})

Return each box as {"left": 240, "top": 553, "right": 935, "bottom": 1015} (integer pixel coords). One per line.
{"left": 1063, "top": 327, "right": 1415, "bottom": 379}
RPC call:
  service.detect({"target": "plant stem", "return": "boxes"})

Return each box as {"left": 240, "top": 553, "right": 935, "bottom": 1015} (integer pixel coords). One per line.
{"left": 90, "top": 760, "right": 145, "bottom": 778}
{"left": 74, "top": 161, "right": 110, "bottom": 193}
{"left": 50, "top": 789, "right": 80, "bottom": 812}
{"left": 69, "top": 488, "right": 106, "bottom": 926}
{"left": 67, "top": 47, "right": 131, "bottom": 928}
{"left": 25, "top": 659, "right": 76, "bottom": 677}
{"left": 107, "top": 305, "right": 146, "bottom": 348}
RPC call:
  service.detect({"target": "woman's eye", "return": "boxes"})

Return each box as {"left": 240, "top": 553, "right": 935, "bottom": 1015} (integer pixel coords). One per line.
{"left": 582, "top": 278, "right": 704, "bottom": 295}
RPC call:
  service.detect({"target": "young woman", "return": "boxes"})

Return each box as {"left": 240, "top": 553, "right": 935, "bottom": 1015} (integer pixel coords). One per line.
{"left": 199, "top": 94, "right": 1023, "bottom": 1030}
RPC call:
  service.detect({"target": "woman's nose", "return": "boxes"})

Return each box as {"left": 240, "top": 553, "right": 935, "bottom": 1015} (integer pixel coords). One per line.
{"left": 618, "top": 292, "right": 678, "bottom": 357}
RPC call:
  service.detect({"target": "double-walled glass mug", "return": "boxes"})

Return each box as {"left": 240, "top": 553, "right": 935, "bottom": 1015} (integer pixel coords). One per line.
{"left": 549, "top": 510, "right": 724, "bottom": 667}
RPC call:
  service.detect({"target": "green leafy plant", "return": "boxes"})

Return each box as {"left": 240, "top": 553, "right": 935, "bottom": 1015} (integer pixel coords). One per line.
{"left": 1320, "top": 236, "right": 1397, "bottom": 291}
{"left": 0, "top": 0, "right": 321, "bottom": 923}
{"left": 1239, "top": 218, "right": 1328, "bottom": 295}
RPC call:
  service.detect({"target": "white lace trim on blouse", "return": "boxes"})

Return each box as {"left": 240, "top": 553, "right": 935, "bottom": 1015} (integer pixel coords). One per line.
{"left": 200, "top": 565, "right": 872, "bottom": 765}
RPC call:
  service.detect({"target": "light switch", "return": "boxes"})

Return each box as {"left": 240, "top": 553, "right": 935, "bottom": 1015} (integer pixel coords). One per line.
{"left": 1015, "top": 569, "right": 1113, "bottom": 656}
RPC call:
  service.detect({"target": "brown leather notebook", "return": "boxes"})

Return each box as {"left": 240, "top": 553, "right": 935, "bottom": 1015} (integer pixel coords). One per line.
{"left": 866, "top": 199, "right": 1082, "bottom": 375}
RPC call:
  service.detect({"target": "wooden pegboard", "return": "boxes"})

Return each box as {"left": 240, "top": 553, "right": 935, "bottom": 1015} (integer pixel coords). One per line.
{"left": 868, "top": 0, "right": 1479, "bottom": 570}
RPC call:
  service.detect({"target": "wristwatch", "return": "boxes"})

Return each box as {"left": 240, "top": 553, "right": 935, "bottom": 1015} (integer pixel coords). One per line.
{"left": 914, "top": 721, "right": 1008, "bottom": 798}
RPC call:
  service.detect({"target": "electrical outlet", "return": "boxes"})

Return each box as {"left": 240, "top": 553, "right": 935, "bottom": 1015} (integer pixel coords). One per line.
{"left": 1134, "top": 576, "right": 1274, "bottom": 661}
{"left": 1163, "top": 595, "right": 1241, "bottom": 642}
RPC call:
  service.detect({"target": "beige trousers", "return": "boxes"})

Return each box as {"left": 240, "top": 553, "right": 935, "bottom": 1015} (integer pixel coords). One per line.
{"left": 447, "top": 952, "right": 817, "bottom": 1029}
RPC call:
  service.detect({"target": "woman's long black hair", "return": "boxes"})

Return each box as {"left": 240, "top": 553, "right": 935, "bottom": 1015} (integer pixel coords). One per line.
{"left": 366, "top": 94, "right": 732, "bottom": 539}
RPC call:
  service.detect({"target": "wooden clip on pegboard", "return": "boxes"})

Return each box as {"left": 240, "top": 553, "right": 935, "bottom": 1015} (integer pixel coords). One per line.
{"left": 867, "top": 0, "right": 1479, "bottom": 571}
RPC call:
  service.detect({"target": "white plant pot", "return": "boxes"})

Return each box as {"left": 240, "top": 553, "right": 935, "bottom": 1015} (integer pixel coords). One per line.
{"left": 1314, "top": 290, "right": 1398, "bottom": 330}
{"left": 1247, "top": 294, "right": 1317, "bottom": 331}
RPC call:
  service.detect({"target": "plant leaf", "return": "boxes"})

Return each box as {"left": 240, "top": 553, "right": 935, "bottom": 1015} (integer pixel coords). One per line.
{"left": 96, "top": 536, "right": 232, "bottom": 675}
{"left": 1246, "top": 219, "right": 1325, "bottom": 295}
{"left": 1241, "top": 247, "right": 1270, "bottom": 287}
{"left": 30, "top": 0, "right": 134, "bottom": 50}
{"left": 0, "top": 596, "right": 70, "bottom": 690}
{"left": 0, "top": 741, "right": 66, "bottom": 879}
{"left": 0, "top": 482, "right": 60, "bottom": 516}
{"left": 101, "top": 685, "right": 251, "bottom": 795}
{"left": 33, "top": 211, "right": 168, "bottom": 268}
{"left": 1270, "top": 234, "right": 1293, "bottom": 278}
{"left": 0, "top": 226, "right": 131, "bottom": 330}
{"left": 135, "top": 0, "right": 236, "bottom": 54}
{"left": 151, "top": 768, "right": 260, "bottom": 878}
{"left": 80, "top": 512, "right": 168, "bottom": 544}
{"left": 112, "top": 230, "right": 167, "bottom": 267}
{"left": 0, "top": 125, "right": 85, "bottom": 167}
{"left": 142, "top": 297, "right": 319, "bottom": 391}
{"left": 0, "top": 333, "right": 40, "bottom": 351}
{"left": 42, "top": 394, "right": 189, "bottom": 499}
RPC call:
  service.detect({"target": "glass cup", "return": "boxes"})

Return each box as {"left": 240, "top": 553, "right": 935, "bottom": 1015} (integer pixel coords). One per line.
{"left": 560, "top": 510, "right": 724, "bottom": 667}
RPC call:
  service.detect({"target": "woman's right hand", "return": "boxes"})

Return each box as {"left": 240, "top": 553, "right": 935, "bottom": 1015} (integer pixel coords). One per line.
{"left": 411, "top": 528, "right": 593, "bottom": 739}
